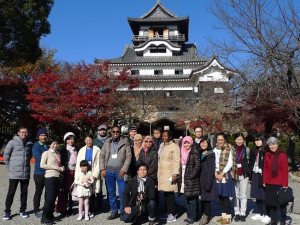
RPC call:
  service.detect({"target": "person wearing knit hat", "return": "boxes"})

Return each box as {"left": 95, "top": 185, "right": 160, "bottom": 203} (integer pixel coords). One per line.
{"left": 128, "top": 125, "right": 137, "bottom": 149}
{"left": 32, "top": 127, "right": 49, "bottom": 218}
{"left": 56, "top": 132, "right": 77, "bottom": 216}
{"left": 93, "top": 124, "right": 108, "bottom": 149}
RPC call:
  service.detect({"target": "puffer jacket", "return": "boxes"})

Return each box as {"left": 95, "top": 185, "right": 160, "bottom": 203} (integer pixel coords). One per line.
{"left": 4, "top": 135, "right": 33, "bottom": 179}
{"left": 178, "top": 146, "right": 201, "bottom": 197}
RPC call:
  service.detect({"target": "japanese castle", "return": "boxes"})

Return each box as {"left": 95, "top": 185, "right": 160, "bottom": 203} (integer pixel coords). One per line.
{"left": 95, "top": 1, "right": 234, "bottom": 119}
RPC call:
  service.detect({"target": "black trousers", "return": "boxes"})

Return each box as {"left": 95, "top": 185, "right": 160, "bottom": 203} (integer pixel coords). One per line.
{"left": 200, "top": 200, "right": 211, "bottom": 217}
{"left": 33, "top": 174, "right": 45, "bottom": 213}
{"left": 219, "top": 195, "right": 231, "bottom": 214}
{"left": 163, "top": 192, "right": 176, "bottom": 215}
{"left": 256, "top": 199, "right": 266, "bottom": 216}
{"left": 266, "top": 204, "right": 287, "bottom": 223}
{"left": 42, "top": 177, "right": 60, "bottom": 220}
{"left": 5, "top": 179, "right": 29, "bottom": 213}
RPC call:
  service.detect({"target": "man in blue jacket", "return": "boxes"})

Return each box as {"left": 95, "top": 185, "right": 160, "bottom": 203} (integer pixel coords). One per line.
{"left": 32, "top": 128, "right": 48, "bottom": 218}
{"left": 3, "top": 126, "right": 33, "bottom": 220}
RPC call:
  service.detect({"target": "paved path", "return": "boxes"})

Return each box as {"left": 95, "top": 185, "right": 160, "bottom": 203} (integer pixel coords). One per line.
{"left": 0, "top": 164, "right": 300, "bottom": 224}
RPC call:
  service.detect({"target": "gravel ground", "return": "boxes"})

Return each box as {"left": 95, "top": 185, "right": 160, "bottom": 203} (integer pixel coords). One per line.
{"left": 1, "top": 164, "right": 300, "bottom": 225}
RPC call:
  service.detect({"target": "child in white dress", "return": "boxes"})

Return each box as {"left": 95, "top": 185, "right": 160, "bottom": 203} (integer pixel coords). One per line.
{"left": 75, "top": 160, "right": 94, "bottom": 221}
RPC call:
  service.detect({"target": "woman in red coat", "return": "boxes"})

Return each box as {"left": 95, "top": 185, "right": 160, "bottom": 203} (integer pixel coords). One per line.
{"left": 263, "top": 137, "right": 289, "bottom": 225}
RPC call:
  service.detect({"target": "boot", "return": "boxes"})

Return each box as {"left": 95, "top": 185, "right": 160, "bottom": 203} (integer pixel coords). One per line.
{"left": 199, "top": 214, "right": 210, "bottom": 225}
{"left": 220, "top": 214, "right": 231, "bottom": 224}
{"left": 217, "top": 213, "right": 226, "bottom": 222}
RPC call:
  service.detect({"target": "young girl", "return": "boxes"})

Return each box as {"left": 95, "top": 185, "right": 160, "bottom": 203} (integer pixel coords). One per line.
{"left": 213, "top": 132, "right": 235, "bottom": 224}
{"left": 249, "top": 134, "right": 270, "bottom": 223}
{"left": 75, "top": 160, "right": 94, "bottom": 221}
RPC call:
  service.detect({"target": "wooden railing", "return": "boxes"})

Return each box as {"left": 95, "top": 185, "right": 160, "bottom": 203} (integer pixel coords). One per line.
{"left": 132, "top": 34, "right": 186, "bottom": 42}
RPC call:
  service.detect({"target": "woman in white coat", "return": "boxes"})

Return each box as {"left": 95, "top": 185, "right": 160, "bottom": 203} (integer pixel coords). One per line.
{"left": 75, "top": 134, "right": 101, "bottom": 218}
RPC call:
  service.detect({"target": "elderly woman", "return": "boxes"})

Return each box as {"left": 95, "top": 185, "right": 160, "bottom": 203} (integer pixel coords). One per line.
{"left": 56, "top": 132, "right": 77, "bottom": 216}
{"left": 157, "top": 130, "right": 180, "bottom": 223}
{"left": 75, "top": 134, "right": 101, "bottom": 218}
{"left": 263, "top": 137, "right": 288, "bottom": 225}
{"left": 40, "top": 141, "right": 65, "bottom": 224}
{"left": 136, "top": 135, "right": 158, "bottom": 183}
{"left": 178, "top": 136, "right": 200, "bottom": 225}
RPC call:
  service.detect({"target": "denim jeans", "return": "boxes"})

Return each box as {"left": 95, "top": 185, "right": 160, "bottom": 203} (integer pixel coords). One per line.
{"left": 123, "top": 200, "right": 156, "bottom": 222}
{"left": 186, "top": 196, "right": 198, "bottom": 221}
{"left": 105, "top": 169, "right": 126, "bottom": 214}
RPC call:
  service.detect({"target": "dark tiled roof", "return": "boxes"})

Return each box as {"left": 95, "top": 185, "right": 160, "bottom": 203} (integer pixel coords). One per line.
{"left": 141, "top": 2, "right": 177, "bottom": 19}
{"left": 128, "top": 17, "right": 189, "bottom": 23}
{"left": 96, "top": 44, "right": 206, "bottom": 64}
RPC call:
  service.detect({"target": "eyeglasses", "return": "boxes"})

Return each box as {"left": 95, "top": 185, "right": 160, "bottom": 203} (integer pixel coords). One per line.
{"left": 112, "top": 131, "right": 120, "bottom": 133}
{"left": 145, "top": 141, "right": 153, "bottom": 143}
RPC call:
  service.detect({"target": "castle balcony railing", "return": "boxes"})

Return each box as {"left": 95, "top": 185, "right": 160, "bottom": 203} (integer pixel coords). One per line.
{"left": 132, "top": 34, "right": 186, "bottom": 42}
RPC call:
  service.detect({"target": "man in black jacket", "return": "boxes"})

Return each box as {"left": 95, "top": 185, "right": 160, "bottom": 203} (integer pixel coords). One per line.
{"left": 122, "top": 163, "right": 156, "bottom": 225}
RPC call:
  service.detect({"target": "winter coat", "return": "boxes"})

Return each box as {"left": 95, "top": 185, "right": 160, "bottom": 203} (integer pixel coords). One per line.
{"left": 248, "top": 149, "right": 265, "bottom": 184}
{"left": 178, "top": 146, "right": 201, "bottom": 197}
{"left": 4, "top": 135, "right": 33, "bottom": 179}
{"left": 157, "top": 141, "right": 180, "bottom": 192}
{"left": 75, "top": 145, "right": 101, "bottom": 193}
{"left": 200, "top": 150, "right": 218, "bottom": 201}
{"left": 122, "top": 176, "right": 156, "bottom": 208}
{"left": 136, "top": 145, "right": 158, "bottom": 183}
{"left": 233, "top": 145, "right": 250, "bottom": 179}
{"left": 99, "top": 137, "right": 132, "bottom": 175}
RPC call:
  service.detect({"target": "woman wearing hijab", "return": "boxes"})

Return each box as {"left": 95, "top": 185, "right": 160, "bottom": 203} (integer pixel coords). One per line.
{"left": 128, "top": 134, "right": 143, "bottom": 178}
{"left": 178, "top": 136, "right": 200, "bottom": 225}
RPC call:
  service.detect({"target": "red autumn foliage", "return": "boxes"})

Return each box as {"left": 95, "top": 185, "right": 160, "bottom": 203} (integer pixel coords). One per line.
{"left": 27, "top": 63, "right": 139, "bottom": 132}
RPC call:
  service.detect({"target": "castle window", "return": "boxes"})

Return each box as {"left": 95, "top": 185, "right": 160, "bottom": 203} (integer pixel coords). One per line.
{"left": 149, "top": 44, "right": 166, "bottom": 53}
{"left": 175, "top": 69, "right": 183, "bottom": 75}
{"left": 131, "top": 70, "right": 139, "bottom": 75}
{"left": 154, "top": 70, "right": 163, "bottom": 75}
{"left": 214, "top": 87, "right": 224, "bottom": 94}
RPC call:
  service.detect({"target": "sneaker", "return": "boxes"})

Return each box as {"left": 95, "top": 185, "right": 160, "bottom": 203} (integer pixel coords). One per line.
{"left": 85, "top": 215, "right": 89, "bottom": 221}
{"left": 3, "top": 212, "right": 11, "bottom": 220}
{"left": 77, "top": 214, "right": 83, "bottom": 221}
{"left": 261, "top": 215, "right": 271, "bottom": 224}
{"left": 234, "top": 214, "right": 240, "bottom": 222}
{"left": 240, "top": 215, "right": 246, "bottom": 222}
{"left": 251, "top": 214, "right": 263, "bottom": 221}
{"left": 89, "top": 212, "right": 94, "bottom": 218}
{"left": 20, "top": 211, "right": 29, "bottom": 218}
{"left": 167, "top": 214, "right": 176, "bottom": 223}
{"left": 199, "top": 214, "right": 210, "bottom": 225}
{"left": 148, "top": 221, "right": 156, "bottom": 225}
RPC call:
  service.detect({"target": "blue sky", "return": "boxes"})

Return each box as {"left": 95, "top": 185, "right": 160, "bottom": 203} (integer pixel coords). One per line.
{"left": 41, "top": 0, "right": 224, "bottom": 64}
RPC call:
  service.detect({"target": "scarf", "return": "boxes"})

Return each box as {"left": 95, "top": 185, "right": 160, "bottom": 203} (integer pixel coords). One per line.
{"left": 66, "top": 144, "right": 77, "bottom": 166}
{"left": 236, "top": 145, "right": 244, "bottom": 176}
{"left": 180, "top": 136, "right": 193, "bottom": 165}
{"left": 272, "top": 149, "right": 281, "bottom": 177}
{"left": 97, "top": 134, "right": 107, "bottom": 142}
{"left": 217, "top": 143, "right": 237, "bottom": 179}
{"left": 137, "top": 175, "right": 147, "bottom": 193}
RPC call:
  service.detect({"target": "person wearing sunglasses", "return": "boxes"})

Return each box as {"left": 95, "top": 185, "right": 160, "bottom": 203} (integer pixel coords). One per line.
{"left": 136, "top": 136, "right": 158, "bottom": 184}
{"left": 99, "top": 125, "right": 132, "bottom": 221}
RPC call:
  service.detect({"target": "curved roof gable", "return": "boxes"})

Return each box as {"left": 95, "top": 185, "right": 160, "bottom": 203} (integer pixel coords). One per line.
{"left": 141, "top": 1, "right": 177, "bottom": 19}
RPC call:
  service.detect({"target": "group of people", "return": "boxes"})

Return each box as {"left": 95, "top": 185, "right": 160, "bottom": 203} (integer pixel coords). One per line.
{"left": 2, "top": 124, "right": 291, "bottom": 225}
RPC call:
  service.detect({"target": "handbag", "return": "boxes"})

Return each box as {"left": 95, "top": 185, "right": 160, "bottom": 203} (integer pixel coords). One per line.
{"left": 277, "top": 187, "right": 294, "bottom": 213}
{"left": 70, "top": 182, "right": 78, "bottom": 202}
